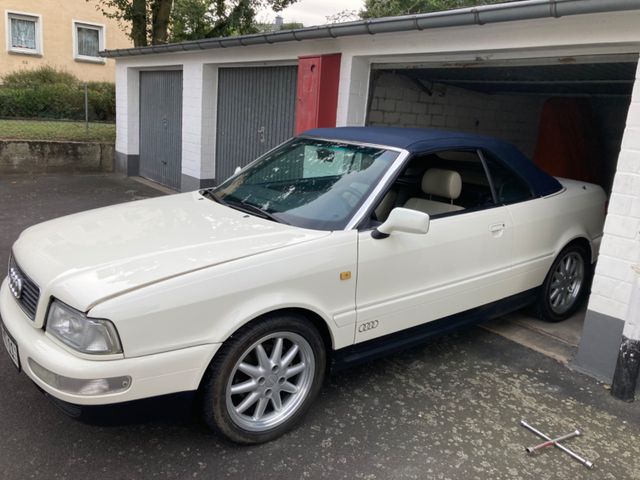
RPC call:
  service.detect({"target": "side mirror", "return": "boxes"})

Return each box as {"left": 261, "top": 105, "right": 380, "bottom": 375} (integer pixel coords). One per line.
{"left": 372, "top": 208, "right": 430, "bottom": 239}
{"left": 234, "top": 166, "right": 242, "bottom": 175}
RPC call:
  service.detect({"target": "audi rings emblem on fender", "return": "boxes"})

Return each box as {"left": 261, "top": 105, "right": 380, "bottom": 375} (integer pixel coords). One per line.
{"left": 8, "top": 267, "right": 24, "bottom": 300}
{"left": 358, "top": 320, "right": 379, "bottom": 333}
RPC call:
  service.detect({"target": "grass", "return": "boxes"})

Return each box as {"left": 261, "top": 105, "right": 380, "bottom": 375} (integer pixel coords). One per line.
{"left": 0, "top": 119, "right": 116, "bottom": 143}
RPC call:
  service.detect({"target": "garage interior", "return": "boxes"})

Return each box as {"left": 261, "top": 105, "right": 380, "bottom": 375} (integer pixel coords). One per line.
{"left": 365, "top": 54, "right": 638, "bottom": 363}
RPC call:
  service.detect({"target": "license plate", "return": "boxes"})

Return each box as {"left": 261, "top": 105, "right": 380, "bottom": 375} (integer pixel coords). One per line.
{"left": 1, "top": 323, "right": 20, "bottom": 371}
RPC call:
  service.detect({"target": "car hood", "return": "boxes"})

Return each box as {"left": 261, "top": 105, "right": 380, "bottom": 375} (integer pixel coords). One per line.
{"left": 12, "top": 191, "right": 329, "bottom": 313}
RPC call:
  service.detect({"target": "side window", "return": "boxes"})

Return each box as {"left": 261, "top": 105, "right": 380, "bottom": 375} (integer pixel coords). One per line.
{"left": 369, "top": 149, "right": 497, "bottom": 224}
{"left": 434, "top": 150, "right": 494, "bottom": 210}
{"left": 483, "top": 154, "right": 533, "bottom": 205}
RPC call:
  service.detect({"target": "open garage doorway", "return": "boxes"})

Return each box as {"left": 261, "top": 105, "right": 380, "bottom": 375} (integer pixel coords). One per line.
{"left": 365, "top": 54, "right": 638, "bottom": 362}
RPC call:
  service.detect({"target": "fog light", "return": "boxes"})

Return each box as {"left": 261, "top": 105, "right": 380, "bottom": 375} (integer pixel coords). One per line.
{"left": 28, "top": 358, "right": 131, "bottom": 396}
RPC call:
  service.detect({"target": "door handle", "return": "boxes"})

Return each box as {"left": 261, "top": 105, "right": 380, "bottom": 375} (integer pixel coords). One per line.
{"left": 489, "top": 223, "right": 506, "bottom": 234}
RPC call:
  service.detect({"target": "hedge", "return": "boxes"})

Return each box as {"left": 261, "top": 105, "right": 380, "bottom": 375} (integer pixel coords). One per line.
{"left": 0, "top": 67, "right": 115, "bottom": 121}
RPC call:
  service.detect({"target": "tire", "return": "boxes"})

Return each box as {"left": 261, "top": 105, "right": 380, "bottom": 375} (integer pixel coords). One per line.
{"left": 535, "top": 243, "right": 591, "bottom": 323}
{"left": 200, "top": 314, "right": 326, "bottom": 444}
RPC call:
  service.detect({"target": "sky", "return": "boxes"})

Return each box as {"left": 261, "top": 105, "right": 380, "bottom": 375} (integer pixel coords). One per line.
{"left": 262, "top": 0, "right": 365, "bottom": 27}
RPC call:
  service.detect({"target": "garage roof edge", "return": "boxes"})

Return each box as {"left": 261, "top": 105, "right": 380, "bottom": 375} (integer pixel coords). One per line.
{"left": 101, "top": 0, "right": 640, "bottom": 58}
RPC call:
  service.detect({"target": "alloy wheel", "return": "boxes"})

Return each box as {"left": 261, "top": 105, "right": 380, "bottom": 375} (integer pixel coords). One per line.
{"left": 549, "top": 251, "right": 585, "bottom": 315}
{"left": 225, "top": 332, "right": 315, "bottom": 432}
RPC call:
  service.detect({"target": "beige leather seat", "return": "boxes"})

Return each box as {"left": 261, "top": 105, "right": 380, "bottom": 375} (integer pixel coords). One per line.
{"left": 404, "top": 168, "right": 464, "bottom": 216}
{"left": 374, "top": 189, "right": 397, "bottom": 222}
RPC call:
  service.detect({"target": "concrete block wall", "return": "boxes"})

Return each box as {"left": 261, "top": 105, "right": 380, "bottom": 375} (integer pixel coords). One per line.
{"left": 0, "top": 140, "right": 114, "bottom": 174}
{"left": 367, "top": 72, "right": 545, "bottom": 157}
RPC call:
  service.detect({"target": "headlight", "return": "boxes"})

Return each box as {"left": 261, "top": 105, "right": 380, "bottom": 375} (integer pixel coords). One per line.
{"left": 46, "top": 300, "right": 123, "bottom": 355}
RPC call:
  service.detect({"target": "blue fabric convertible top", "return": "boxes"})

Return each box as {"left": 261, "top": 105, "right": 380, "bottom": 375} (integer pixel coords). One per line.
{"left": 303, "top": 127, "right": 562, "bottom": 197}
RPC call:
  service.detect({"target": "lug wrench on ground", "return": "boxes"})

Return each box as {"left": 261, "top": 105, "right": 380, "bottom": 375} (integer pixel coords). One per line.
{"left": 526, "top": 429, "right": 581, "bottom": 454}
{"left": 521, "top": 420, "right": 594, "bottom": 469}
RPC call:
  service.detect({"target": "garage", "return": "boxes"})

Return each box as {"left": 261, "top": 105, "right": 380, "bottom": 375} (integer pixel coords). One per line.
{"left": 366, "top": 56, "right": 636, "bottom": 193}
{"left": 215, "top": 66, "right": 297, "bottom": 183}
{"left": 139, "top": 70, "right": 183, "bottom": 190}
{"left": 364, "top": 54, "right": 637, "bottom": 361}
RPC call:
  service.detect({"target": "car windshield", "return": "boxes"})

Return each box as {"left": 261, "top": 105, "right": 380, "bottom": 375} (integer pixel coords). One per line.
{"left": 206, "top": 138, "right": 399, "bottom": 230}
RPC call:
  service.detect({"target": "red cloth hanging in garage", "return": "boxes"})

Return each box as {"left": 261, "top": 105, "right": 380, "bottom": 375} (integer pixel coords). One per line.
{"left": 533, "top": 98, "right": 603, "bottom": 184}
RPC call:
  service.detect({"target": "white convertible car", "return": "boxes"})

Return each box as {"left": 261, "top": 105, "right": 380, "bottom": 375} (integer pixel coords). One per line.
{"left": 1, "top": 127, "right": 605, "bottom": 443}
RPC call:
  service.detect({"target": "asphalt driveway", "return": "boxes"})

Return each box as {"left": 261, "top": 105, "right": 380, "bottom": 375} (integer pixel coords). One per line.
{"left": 1, "top": 173, "right": 640, "bottom": 480}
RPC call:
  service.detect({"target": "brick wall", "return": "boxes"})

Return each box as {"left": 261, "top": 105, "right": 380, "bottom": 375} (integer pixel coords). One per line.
{"left": 366, "top": 72, "right": 545, "bottom": 157}
{"left": 590, "top": 65, "right": 640, "bottom": 326}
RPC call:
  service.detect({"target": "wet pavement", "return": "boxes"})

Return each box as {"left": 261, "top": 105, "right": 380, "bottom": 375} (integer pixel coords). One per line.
{"left": 1, "top": 173, "right": 640, "bottom": 480}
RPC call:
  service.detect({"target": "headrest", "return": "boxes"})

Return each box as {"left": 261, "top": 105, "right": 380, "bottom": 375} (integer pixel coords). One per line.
{"left": 422, "top": 168, "right": 462, "bottom": 200}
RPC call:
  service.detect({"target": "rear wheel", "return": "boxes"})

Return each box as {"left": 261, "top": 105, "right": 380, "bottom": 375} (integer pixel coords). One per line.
{"left": 536, "top": 243, "right": 591, "bottom": 322}
{"left": 201, "top": 314, "right": 325, "bottom": 444}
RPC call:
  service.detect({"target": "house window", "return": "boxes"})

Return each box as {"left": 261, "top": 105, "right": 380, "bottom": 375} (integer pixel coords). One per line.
{"left": 73, "top": 21, "right": 104, "bottom": 62}
{"left": 7, "top": 12, "right": 41, "bottom": 55}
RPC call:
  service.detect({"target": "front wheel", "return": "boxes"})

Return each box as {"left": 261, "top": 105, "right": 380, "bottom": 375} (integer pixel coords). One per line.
{"left": 200, "top": 314, "right": 325, "bottom": 444}
{"left": 535, "top": 243, "right": 591, "bottom": 322}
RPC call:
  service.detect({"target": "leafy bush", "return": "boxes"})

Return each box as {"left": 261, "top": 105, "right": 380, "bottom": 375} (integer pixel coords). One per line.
{"left": 2, "top": 65, "right": 78, "bottom": 88}
{"left": 0, "top": 66, "right": 115, "bottom": 121}
{"left": 86, "top": 82, "right": 116, "bottom": 121}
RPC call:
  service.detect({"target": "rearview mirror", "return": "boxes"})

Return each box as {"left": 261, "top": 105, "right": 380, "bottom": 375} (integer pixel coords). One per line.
{"left": 372, "top": 208, "right": 430, "bottom": 239}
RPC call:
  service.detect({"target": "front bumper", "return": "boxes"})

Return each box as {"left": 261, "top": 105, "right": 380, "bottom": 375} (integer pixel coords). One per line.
{"left": 0, "top": 278, "right": 219, "bottom": 405}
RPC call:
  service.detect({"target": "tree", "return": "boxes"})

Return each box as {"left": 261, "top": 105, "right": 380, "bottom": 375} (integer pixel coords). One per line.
{"left": 326, "top": 9, "right": 359, "bottom": 24}
{"left": 280, "top": 21, "right": 303, "bottom": 30}
{"left": 89, "top": 0, "right": 173, "bottom": 46}
{"left": 170, "top": 0, "right": 299, "bottom": 43}
{"left": 170, "top": 0, "right": 212, "bottom": 41}
{"left": 360, "top": 0, "right": 517, "bottom": 19}
{"left": 90, "top": 0, "right": 298, "bottom": 46}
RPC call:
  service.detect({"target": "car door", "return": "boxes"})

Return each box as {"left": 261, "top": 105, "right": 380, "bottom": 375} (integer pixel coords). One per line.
{"left": 355, "top": 207, "right": 513, "bottom": 342}
{"left": 481, "top": 151, "right": 551, "bottom": 294}
{"left": 354, "top": 149, "right": 514, "bottom": 343}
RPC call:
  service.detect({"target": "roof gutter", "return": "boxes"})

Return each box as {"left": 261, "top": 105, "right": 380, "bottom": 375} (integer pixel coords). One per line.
{"left": 101, "top": 0, "right": 640, "bottom": 58}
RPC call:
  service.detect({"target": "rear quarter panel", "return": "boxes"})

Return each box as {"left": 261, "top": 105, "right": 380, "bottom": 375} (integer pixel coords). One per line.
{"left": 506, "top": 178, "right": 606, "bottom": 293}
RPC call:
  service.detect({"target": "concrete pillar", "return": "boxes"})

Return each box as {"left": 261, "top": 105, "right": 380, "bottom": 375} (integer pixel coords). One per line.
{"left": 611, "top": 264, "right": 640, "bottom": 401}
{"left": 180, "top": 62, "right": 217, "bottom": 191}
{"left": 335, "top": 55, "right": 370, "bottom": 127}
{"left": 200, "top": 64, "right": 218, "bottom": 186}
{"left": 574, "top": 59, "right": 640, "bottom": 383}
{"left": 114, "top": 64, "right": 140, "bottom": 176}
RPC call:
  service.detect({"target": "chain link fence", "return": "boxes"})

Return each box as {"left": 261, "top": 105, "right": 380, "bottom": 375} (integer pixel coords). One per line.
{"left": 0, "top": 82, "right": 116, "bottom": 142}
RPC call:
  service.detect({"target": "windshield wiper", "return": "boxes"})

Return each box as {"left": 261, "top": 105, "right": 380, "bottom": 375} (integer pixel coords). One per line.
{"left": 225, "top": 198, "right": 289, "bottom": 225}
{"left": 201, "top": 189, "right": 288, "bottom": 225}
{"left": 200, "top": 188, "right": 225, "bottom": 203}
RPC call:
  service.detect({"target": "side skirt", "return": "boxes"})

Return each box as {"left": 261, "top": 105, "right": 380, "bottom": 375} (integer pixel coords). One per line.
{"left": 330, "top": 288, "right": 538, "bottom": 371}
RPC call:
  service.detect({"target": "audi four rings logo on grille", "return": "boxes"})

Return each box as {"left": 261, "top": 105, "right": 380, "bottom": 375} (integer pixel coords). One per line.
{"left": 8, "top": 267, "right": 23, "bottom": 300}
{"left": 358, "top": 320, "right": 379, "bottom": 332}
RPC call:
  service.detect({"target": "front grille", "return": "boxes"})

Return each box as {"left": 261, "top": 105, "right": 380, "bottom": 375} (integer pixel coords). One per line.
{"left": 8, "top": 254, "right": 40, "bottom": 320}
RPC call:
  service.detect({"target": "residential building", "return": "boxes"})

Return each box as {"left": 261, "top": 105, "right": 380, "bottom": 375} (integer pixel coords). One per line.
{"left": 2, "top": 0, "right": 131, "bottom": 82}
